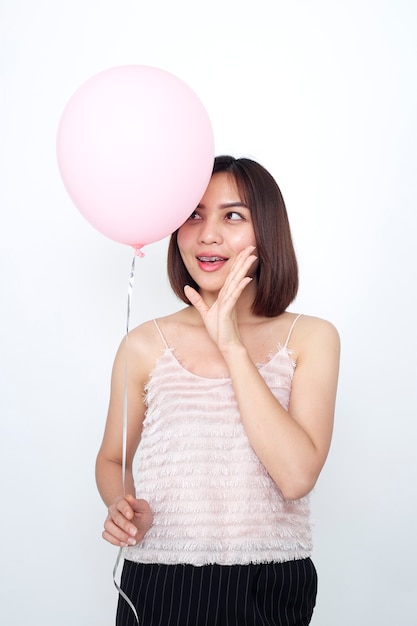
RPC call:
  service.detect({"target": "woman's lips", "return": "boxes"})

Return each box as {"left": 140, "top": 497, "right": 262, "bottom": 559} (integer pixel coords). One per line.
{"left": 196, "top": 255, "right": 228, "bottom": 272}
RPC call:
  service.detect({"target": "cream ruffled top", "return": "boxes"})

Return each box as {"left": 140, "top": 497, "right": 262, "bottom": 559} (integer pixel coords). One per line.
{"left": 123, "top": 315, "right": 312, "bottom": 566}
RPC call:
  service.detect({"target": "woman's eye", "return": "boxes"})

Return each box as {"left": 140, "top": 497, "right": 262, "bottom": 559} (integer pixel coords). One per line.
{"left": 188, "top": 210, "right": 202, "bottom": 220}
{"left": 226, "top": 211, "right": 243, "bottom": 221}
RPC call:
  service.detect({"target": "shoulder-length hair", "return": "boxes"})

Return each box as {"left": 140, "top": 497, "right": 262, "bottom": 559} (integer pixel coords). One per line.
{"left": 167, "top": 155, "right": 298, "bottom": 317}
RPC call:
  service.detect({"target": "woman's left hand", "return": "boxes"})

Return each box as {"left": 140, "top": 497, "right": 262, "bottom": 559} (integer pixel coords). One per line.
{"left": 184, "top": 246, "right": 257, "bottom": 352}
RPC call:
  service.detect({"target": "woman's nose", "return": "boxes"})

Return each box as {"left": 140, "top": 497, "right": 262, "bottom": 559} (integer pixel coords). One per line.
{"left": 198, "top": 219, "right": 223, "bottom": 244}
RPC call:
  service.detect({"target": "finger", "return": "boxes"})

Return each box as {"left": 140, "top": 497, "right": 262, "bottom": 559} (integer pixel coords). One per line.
{"left": 231, "top": 246, "right": 257, "bottom": 271}
{"left": 220, "top": 254, "right": 257, "bottom": 302}
{"left": 184, "top": 285, "right": 209, "bottom": 315}
{"left": 220, "top": 277, "right": 253, "bottom": 310}
{"left": 129, "top": 497, "right": 152, "bottom": 515}
{"left": 131, "top": 501, "right": 154, "bottom": 540}
{"left": 235, "top": 250, "right": 257, "bottom": 277}
{"left": 119, "top": 496, "right": 153, "bottom": 533}
{"left": 224, "top": 248, "right": 257, "bottom": 287}
{"left": 102, "top": 529, "right": 122, "bottom": 547}
{"left": 124, "top": 493, "right": 142, "bottom": 512}
{"left": 102, "top": 531, "right": 138, "bottom": 547}
{"left": 108, "top": 505, "right": 138, "bottom": 538}
{"left": 102, "top": 518, "right": 138, "bottom": 547}
{"left": 102, "top": 529, "right": 134, "bottom": 547}
{"left": 117, "top": 497, "right": 135, "bottom": 520}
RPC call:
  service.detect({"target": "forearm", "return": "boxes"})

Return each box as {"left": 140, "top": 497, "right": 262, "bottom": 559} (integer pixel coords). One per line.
{"left": 223, "top": 346, "right": 321, "bottom": 499}
{"left": 95, "top": 456, "right": 136, "bottom": 507}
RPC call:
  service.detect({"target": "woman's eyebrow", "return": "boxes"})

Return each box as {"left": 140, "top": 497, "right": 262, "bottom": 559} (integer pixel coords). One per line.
{"left": 196, "top": 201, "right": 249, "bottom": 209}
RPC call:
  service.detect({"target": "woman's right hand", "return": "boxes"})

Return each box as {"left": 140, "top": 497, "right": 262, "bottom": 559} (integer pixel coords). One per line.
{"left": 184, "top": 246, "right": 257, "bottom": 353}
{"left": 102, "top": 494, "right": 153, "bottom": 547}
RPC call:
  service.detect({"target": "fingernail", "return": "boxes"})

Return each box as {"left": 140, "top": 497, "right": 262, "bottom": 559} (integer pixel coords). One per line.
{"left": 127, "top": 537, "right": 137, "bottom": 545}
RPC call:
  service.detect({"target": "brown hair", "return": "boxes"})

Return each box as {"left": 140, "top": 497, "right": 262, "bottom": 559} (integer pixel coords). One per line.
{"left": 167, "top": 155, "right": 298, "bottom": 317}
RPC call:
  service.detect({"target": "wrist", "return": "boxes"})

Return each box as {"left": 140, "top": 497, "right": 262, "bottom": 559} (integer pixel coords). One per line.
{"left": 220, "top": 341, "right": 248, "bottom": 363}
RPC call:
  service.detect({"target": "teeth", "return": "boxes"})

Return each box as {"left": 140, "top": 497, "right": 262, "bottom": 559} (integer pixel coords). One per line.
{"left": 198, "top": 256, "right": 225, "bottom": 262}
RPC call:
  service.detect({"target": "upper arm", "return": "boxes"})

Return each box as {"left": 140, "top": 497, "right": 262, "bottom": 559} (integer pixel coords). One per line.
{"left": 288, "top": 318, "right": 341, "bottom": 469}
{"left": 97, "top": 324, "right": 159, "bottom": 468}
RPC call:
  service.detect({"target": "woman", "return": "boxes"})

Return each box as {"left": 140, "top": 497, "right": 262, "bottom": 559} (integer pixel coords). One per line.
{"left": 96, "top": 155, "right": 340, "bottom": 625}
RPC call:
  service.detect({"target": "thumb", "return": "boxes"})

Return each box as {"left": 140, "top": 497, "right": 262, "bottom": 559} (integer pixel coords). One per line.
{"left": 129, "top": 496, "right": 152, "bottom": 515}
{"left": 184, "top": 285, "right": 209, "bottom": 316}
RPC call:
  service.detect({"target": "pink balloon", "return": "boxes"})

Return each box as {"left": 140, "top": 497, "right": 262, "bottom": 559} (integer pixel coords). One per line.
{"left": 56, "top": 65, "right": 214, "bottom": 251}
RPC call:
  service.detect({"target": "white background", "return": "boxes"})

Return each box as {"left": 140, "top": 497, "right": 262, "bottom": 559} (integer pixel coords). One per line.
{"left": 1, "top": 1, "right": 416, "bottom": 624}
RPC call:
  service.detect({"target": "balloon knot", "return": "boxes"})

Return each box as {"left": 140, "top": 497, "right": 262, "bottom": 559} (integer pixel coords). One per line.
{"left": 133, "top": 245, "right": 145, "bottom": 258}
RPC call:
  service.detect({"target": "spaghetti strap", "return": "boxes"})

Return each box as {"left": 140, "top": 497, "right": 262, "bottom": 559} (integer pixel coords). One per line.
{"left": 153, "top": 319, "right": 169, "bottom": 349}
{"left": 284, "top": 313, "right": 302, "bottom": 348}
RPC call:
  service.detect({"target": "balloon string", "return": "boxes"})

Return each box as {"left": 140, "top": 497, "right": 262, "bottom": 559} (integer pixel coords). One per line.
{"left": 122, "top": 253, "right": 136, "bottom": 491}
{"left": 113, "top": 251, "right": 140, "bottom": 625}
{"left": 113, "top": 548, "right": 139, "bottom": 623}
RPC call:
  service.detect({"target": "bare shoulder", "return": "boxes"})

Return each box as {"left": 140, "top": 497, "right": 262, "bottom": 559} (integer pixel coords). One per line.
{"left": 296, "top": 314, "right": 339, "bottom": 339}
{"left": 128, "top": 319, "right": 160, "bottom": 351}
{"left": 152, "top": 306, "right": 202, "bottom": 340}
{"left": 116, "top": 318, "right": 168, "bottom": 379}
{"left": 127, "top": 307, "right": 193, "bottom": 357}
{"left": 289, "top": 313, "right": 340, "bottom": 362}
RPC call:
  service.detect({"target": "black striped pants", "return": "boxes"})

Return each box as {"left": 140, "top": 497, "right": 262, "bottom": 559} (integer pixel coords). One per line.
{"left": 116, "top": 558, "right": 317, "bottom": 626}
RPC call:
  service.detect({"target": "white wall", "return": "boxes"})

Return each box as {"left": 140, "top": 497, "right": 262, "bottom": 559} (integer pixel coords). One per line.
{"left": 1, "top": 1, "right": 416, "bottom": 624}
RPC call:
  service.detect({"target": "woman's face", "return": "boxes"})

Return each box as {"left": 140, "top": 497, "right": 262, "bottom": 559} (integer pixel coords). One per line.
{"left": 177, "top": 172, "right": 257, "bottom": 295}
